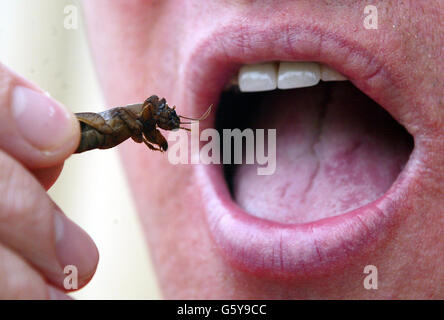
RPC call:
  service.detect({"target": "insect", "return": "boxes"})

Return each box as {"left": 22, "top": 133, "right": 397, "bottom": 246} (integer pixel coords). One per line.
{"left": 74, "top": 95, "right": 211, "bottom": 153}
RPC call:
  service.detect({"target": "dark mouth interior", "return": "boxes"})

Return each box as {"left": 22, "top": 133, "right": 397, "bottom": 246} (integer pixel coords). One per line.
{"left": 215, "top": 81, "right": 414, "bottom": 224}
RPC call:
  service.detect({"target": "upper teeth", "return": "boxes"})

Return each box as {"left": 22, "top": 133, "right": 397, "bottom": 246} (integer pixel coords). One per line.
{"left": 238, "top": 63, "right": 278, "bottom": 92}
{"left": 278, "top": 62, "right": 320, "bottom": 89}
{"left": 236, "top": 61, "right": 347, "bottom": 92}
{"left": 320, "top": 64, "right": 347, "bottom": 81}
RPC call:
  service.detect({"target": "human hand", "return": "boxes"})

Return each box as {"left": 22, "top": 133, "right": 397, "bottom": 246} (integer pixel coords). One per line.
{"left": 0, "top": 63, "right": 98, "bottom": 299}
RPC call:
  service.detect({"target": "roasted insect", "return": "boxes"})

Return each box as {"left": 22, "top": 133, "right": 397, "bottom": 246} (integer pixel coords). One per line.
{"left": 74, "top": 95, "right": 211, "bottom": 153}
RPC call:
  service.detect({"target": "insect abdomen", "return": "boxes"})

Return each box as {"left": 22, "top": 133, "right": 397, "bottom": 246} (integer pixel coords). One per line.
{"left": 75, "top": 122, "right": 109, "bottom": 153}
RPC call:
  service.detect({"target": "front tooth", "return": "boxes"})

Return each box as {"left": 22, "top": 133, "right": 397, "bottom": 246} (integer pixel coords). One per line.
{"left": 321, "top": 65, "right": 347, "bottom": 81}
{"left": 277, "top": 62, "right": 321, "bottom": 89}
{"left": 238, "top": 63, "right": 277, "bottom": 92}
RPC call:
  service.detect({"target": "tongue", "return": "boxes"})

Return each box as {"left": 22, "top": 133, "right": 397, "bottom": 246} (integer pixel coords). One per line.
{"left": 233, "top": 83, "right": 412, "bottom": 224}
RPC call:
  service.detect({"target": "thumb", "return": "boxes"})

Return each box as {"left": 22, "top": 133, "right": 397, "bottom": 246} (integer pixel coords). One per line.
{"left": 0, "top": 63, "right": 80, "bottom": 169}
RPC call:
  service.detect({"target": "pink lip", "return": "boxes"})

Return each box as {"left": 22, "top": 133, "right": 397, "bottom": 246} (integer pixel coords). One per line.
{"left": 182, "top": 21, "right": 426, "bottom": 278}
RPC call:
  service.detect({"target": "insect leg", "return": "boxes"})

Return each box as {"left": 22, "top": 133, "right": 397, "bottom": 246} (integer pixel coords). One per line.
{"left": 142, "top": 138, "right": 163, "bottom": 152}
{"left": 131, "top": 132, "right": 144, "bottom": 143}
{"left": 113, "top": 108, "right": 143, "bottom": 134}
{"left": 132, "top": 131, "right": 163, "bottom": 152}
{"left": 144, "top": 128, "right": 168, "bottom": 152}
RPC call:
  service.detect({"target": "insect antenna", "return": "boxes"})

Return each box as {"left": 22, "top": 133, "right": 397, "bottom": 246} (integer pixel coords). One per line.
{"left": 179, "top": 105, "right": 212, "bottom": 121}
{"left": 178, "top": 104, "right": 212, "bottom": 131}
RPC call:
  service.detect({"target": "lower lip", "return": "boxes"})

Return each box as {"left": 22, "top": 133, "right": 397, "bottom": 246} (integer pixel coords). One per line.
{"left": 194, "top": 148, "right": 418, "bottom": 278}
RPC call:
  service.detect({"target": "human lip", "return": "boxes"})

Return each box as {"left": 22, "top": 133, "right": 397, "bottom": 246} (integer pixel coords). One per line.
{"left": 181, "top": 21, "right": 431, "bottom": 278}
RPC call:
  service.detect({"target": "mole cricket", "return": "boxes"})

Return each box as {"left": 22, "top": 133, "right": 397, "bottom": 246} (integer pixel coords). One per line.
{"left": 74, "top": 95, "right": 211, "bottom": 153}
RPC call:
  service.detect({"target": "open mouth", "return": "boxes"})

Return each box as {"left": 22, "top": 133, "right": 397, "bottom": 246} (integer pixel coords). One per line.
{"left": 182, "top": 23, "right": 426, "bottom": 278}
{"left": 217, "top": 65, "right": 413, "bottom": 224}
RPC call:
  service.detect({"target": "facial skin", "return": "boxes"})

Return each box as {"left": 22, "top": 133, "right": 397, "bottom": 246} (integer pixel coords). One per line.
{"left": 81, "top": 0, "right": 444, "bottom": 299}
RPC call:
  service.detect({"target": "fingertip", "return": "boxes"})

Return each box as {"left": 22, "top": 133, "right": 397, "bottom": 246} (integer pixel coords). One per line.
{"left": 54, "top": 211, "right": 99, "bottom": 284}
{"left": 11, "top": 86, "right": 80, "bottom": 163}
{"left": 0, "top": 63, "right": 80, "bottom": 169}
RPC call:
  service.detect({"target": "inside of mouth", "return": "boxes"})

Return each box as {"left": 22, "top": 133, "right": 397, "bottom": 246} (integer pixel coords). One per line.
{"left": 216, "top": 82, "right": 413, "bottom": 224}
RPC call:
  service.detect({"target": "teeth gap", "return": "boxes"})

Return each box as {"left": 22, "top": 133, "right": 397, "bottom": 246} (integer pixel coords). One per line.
{"left": 225, "top": 62, "right": 348, "bottom": 92}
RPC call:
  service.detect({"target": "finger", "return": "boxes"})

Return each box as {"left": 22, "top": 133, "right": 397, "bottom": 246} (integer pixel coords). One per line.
{"left": 47, "top": 285, "right": 73, "bottom": 300}
{"left": 0, "top": 243, "right": 54, "bottom": 299}
{"left": 0, "top": 63, "right": 80, "bottom": 170}
{"left": 31, "top": 163, "right": 64, "bottom": 190}
{"left": 0, "top": 243, "right": 47, "bottom": 299}
{"left": 0, "top": 150, "right": 98, "bottom": 290}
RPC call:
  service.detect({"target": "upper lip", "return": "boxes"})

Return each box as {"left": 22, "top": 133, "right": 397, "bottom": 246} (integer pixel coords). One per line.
{"left": 179, "top": 19, "right": 429, "bottom": 278}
